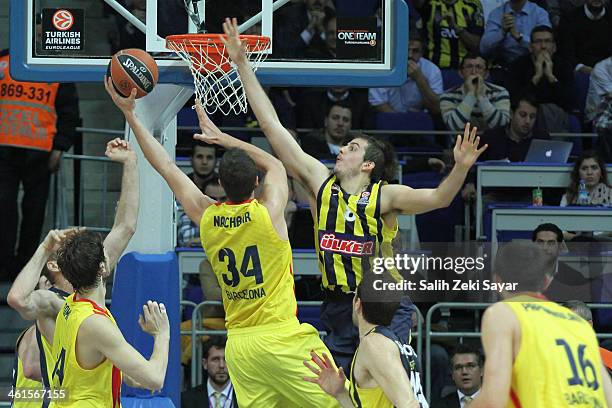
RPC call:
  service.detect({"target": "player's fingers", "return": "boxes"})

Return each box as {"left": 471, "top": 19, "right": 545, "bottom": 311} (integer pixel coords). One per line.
{"left": 143, "top": 302, "right": 152, "bottom": 323}
{"left": 303, "top": 360, "right": 321, "bottom": 375}
{"left": 477, "top": 143, "right": 489, "bottom": 154}
{"left": 322, "top": 353, "right": 334, "bottom": 369}
{"left": 470, "top": 125, "right": 478, "bottom": 144}
{"left": 454, "top": 135, "right": 462, "bottom": 150}
{"left": 338, "top": 367, "right": 347, "bottom": 381}
{"left": 310, "top": 351, "right": 327, "bottom": 369}
{"left": 303, "top": 376, "right": 320, "bottom": 384}
{"left": 138, "top": 314, "right": 145, "bottom": 329}
{"left": 130, "top": 88, "right": 137, "bottom": 99}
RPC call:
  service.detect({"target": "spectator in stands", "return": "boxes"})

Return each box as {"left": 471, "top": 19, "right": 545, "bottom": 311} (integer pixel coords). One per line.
{"left": 177, "top": 178, "right": 225, "bottom": 247}
{"left": 440, "top": 54, "right": 510, "bottom": 132}
{"left": 532, "top": 223, "right": 592, "bottom": 300}
{"left": 560, "top": 150, "right": 612, "bottom": 207}
{"left": 301, "top": 103, "right": 352, "bottom": 161}
{"left": 480, "top": 0, "right": 550, "bottom": 66}
{"left": 585, "top": 56, "right": 612, "bottom": 124}
{"left": 0, "top": 50, "right": 80, "bottom": 281}
{"left": 297, "top": 87, "right": 373, "bottom": 130}
{"left": 505, "top": 25, "right": 574, "bottom": 132}
{"left": 181, "top": 336, "right": 238, "bottom": 408}
{"left": 369, "top": 36, "right": 443, "bottom": 115}
{"left": 563, "top": 300, "right": 612, "bottom": 372}
{"left": 414, "top": 0, "right": 485, "bottom": 69}
{"left": 557, "top": 0, "right": 612, "bottom": 76}
{"left": 461, "top": 94, "right": 546, "bottom": 199}
{"left": 273, "top": 0, "right": 335, "bottom": 58}
{"left": 434, "top": 344, "right": 483, "bottom": 408}
{"left": 305, "top": 14, "right": 337, "bottom": 59}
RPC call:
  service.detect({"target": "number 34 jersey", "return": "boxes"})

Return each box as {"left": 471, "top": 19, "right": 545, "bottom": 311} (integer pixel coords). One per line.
{"left": 200, "top": 199, "right": 297, "bottom": 329}
{"left": 505, "top": 296, "right": 606, "bottom": 408}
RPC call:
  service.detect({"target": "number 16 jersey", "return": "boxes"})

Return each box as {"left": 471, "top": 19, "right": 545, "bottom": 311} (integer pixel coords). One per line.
{"left": 200, "top": 199, "right": 297, "bottom": 329}
{"left": 505, "top": 295, "right": 606, "bottom": 408}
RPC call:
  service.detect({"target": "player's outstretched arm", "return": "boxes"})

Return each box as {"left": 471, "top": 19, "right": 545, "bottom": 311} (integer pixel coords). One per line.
{"left": 103, "top": 138, "right": 139, "bottom": 271}
{"left": 359, "top": 335, "right": 420, "bottom": 408}
{"left": 470, "top": 303, "right": 517, "bottom": 408}
{"left": 221, "top": 18, "right": 329, "bottom": 193}
{"left": 104, "top": 78, "right": 213, "bottom": 225}
{"left": 83, "top": 301, "right": 170, "bottom": 391}
{"left": 7, "top": 229, "right": 76, "bottom": 320}
{"left": 381, "top": 123, "right": 487, "bottom": 215}
{"left": 18, "top": 325, "right": 42, "bottom": 381}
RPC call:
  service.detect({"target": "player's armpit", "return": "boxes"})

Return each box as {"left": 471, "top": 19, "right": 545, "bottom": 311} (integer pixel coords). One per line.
{"left": 470, "top": 303, "right": 517, "bottom": 408}
{"left": 80, "top": 315, "right": 166, "bottom": 391}
{"left": 359, "top": 334, "right": 420, "bottom": 408}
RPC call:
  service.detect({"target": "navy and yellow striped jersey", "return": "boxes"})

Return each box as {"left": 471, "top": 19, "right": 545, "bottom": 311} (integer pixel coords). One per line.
{"left": 315, "top": 175, "right": 397, "bottom": 292}
{"left": 418, "top": 0, "right": 484, "bottom": 68}
{"left": 349, "top": 326, "right": 428, "bottom": 407}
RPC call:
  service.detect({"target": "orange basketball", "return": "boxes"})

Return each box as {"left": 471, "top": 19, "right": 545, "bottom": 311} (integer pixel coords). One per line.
{"left": 107, "top": 48, "right": 158, "bottom": 99}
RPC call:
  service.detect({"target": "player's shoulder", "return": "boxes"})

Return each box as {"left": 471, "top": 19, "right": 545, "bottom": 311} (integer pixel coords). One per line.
{"left": 360, "top": 331, "right": 397, "bottom": 357}
{"left": 483, "top": 301, "right": 519, "bottom": 329}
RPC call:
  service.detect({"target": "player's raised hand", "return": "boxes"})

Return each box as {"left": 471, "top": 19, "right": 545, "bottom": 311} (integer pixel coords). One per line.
{"left": 104, "top": 76, "right": 137, "bottom": 115}
{"left": 453, "top": 122, "right": 487, "bottom": 169}
{"left": 193, "top": 102, "right": 231, "bottom": 146}
{"left": 138, "top": 300, "right": 170, "bottom": 338}
{"left": 303, "top": 351, "right": 346, "bottom": 397}
{"left": 41, "top": 227, "right": 81, "bottom": 253}
{"left": 105, "top": 138, "right": 136, "bottom": 163}
{"left": 221, "top": 17, "right": 248, "bottom": 65}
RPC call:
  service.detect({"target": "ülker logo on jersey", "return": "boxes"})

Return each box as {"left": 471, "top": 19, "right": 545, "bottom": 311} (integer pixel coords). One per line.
{"left": 319, "top": 233, "right": 374, "bottom": 256}
{"left": 52, "top": 10, "right": 74, "bottom": 31}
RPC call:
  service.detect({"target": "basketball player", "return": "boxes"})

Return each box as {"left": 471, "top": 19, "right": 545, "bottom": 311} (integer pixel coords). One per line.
{"left": 470, "top": 241, "right": 612, "bottom": 408}
{"left": 304, "top": 272, "right": 428, "bottom": 408}
{"left": 222, "top": 17, "right": 487, "bottom": 371}
{"left": 104, "top": 78, "right": 340, "bottom": 407}
{"left": 7, "top": 138, "right": 140, "bottom": 407}
{"left": 49, "top": 228, "right": 169, "bottom": 407}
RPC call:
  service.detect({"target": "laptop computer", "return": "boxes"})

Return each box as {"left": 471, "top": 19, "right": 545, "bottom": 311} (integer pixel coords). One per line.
{"left": 524, "top": 139, "right": 573, "bottom": 163}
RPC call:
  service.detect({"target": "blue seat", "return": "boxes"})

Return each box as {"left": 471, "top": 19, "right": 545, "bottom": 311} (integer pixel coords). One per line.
{"left": 441, "top": 69, "right": 462, "bottom": 91}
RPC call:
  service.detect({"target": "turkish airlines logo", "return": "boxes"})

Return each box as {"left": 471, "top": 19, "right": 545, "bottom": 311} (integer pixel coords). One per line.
{"left": 52, "top": 10, "right": 74, "bottom": 31}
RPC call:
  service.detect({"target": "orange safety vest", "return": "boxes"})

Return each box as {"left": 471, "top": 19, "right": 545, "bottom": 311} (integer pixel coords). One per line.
{"left": 0, "top": 54, "right": 60, "bottom": 151}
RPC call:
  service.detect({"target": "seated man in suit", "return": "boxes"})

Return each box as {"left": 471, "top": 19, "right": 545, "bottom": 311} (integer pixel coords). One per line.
{"left": 435, "top": 344, "right": 483, "bottom": 408}
{"left": 182, "top": 336, "right": 238, "bottom": 408}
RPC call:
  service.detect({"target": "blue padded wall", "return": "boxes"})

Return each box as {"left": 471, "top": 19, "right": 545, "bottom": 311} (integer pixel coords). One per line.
{"left": 111, "top": 252, "right": 180, "bottom": 408}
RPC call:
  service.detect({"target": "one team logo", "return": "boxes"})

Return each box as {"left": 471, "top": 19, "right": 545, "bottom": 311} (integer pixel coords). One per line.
{"left": 52, "top": 10, "right": 74, "bottom": 31}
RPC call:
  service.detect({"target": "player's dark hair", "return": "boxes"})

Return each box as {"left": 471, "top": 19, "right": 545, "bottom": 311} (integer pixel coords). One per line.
{"left": 532, "top": 223, "right": 563, "bottom": 243}
{"left": 494, "top": 241, "right": 555, "bottom": 292}
{"left": 202, "top": 335, "right": 227, "bottom": 359}
{"left": 450, "top": 344, "right": 484, "bottom": 367}
{"left": 56, "top": 231, "right": 106, "bottom": 294}
{"left": 356, "top": 134, "right": 398, "bottom": 182}
{"left": 530, "top": 25, "right": 555, "bottom": 42}
{"left": 355, "top": 271, "right": 401, "bottom": 326}
{"left": 218, "top": 148, "right": 257, "bottom": 203}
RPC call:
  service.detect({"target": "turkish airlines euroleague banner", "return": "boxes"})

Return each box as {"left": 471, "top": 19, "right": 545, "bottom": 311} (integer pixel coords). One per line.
{"left": 336, "top": 17, "right": 379, "bottom": 60}
{"left": 42, "top": 8, "right": 84, "bottom": 51}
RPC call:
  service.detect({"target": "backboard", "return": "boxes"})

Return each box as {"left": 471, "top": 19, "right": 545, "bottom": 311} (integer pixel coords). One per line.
{"left": 10, "top": 0, "right": 408, "bottom": 87}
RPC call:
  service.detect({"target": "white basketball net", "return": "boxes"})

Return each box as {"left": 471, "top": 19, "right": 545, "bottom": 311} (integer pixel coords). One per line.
{"left": 166, "top": 36, "right": 270, "bottom": 116}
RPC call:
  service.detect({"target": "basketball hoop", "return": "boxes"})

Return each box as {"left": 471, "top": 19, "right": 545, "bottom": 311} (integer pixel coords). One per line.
{"left": 166, "top": 34, "right": 270, "bottom": 115}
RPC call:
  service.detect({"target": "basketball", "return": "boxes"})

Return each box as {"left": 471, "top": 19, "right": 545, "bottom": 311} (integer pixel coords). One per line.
{"left": 107, "top": 48, "right": 158, "bottom": 99}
